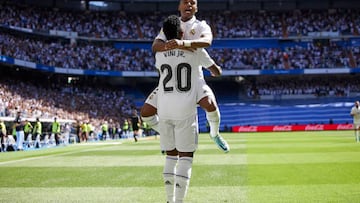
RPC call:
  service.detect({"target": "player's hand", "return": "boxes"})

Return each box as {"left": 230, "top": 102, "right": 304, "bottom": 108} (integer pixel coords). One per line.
{"left": 164, "top": 40, "right": 180, "bottom": 50}
{"left": 164, "top": 40, "right": 197, "bottom": 52}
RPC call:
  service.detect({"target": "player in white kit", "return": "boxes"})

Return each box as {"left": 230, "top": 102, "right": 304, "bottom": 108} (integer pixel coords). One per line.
{"left": 141, "top": 0, "right": 229, "bottom": 154}
{"left": 350, "top": 101, "right": 360, "bottom": 142}
{"left": 155, "top": 15, "right": 218, "bottom": 203}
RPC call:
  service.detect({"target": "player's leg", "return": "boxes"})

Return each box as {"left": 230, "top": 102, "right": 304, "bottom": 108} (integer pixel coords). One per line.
{"left": 34, "top": 133, "right": 40, "bottom": 148}
{"left": 173, "top": 116, "right": 197, "bottom": 203}
{"left": 164, "top": 149, "right": 178, "bottom": 203}
{"left": 356, "top": 125, "right": 360, "bottom": 142}
{"left": 16, "top": 131, "right": 24, "bottom": 150}
{"left": 175, "top": 152, "right": 193, "bottom": 203}
{"left": 140, "top": 88, "right": 160, "bottom": 132}
{"left": 198, "top": 95, "right": 219, "bottom": 137}
{"left": 0, "top": 134, "right": 3, "bottom": 152}
{"left": 140, "top": 103, "right": 158, "bottom": 127}
{"left": 197, "top": 83, "right": 229, "bottom": 153}
{"left": 133, "top": 129, "right": 138, "bottom": 142}
{"left": 159, "top": 120, "right": 177, "bottom": 203}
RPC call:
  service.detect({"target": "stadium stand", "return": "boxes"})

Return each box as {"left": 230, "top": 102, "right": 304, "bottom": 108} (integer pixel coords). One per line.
{"left": 198, "top": 98, "right": 355, "bottom": 132}
{"left": 1, "top": 0, "right": 360, "bottom": 146}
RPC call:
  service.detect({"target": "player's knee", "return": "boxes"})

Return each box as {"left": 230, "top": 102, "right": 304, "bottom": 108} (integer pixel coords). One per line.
{"left": 166, "top": 148, "right": 178, "bottom": 156}
{"left": 198, "top": 97, "right": 217, "bottom": 112}
{"left": 178, "top": 151, "right": 194, "bottom": 157}
{"left": 140, "top": 103, "right": 157, "bottom": 117}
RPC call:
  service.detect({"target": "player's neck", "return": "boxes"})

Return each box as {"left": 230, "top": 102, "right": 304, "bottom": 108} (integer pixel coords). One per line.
{"left": 181, "top": 15, "right": 194, "bottom": 22}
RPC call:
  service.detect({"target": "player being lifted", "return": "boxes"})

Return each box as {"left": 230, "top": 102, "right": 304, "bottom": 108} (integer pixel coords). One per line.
{"left": 141, "top": 0, "right": 229, "bottom": 153}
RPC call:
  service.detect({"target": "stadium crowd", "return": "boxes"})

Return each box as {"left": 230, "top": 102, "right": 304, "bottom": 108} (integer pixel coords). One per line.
{"left": 0, "top": 77, "right": 135, "bottom": 133}
{"left": 1, "top": 3, "right": 360, "bottom": 39}
{"left": 0, "top": 3, "right": 359, "bottom": 71}
{"left": 0, "top": 30, "right": 358, "bottom": 71}
{"left": 245, "top": 76, "right": 360, "bottom": 97}
{"left": 0, "top": 32, "right": 155, "bottom": 71}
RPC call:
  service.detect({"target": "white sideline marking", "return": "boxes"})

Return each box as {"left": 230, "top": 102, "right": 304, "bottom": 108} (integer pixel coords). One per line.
{"left": 0, "top": 142, "right": 121, "bottom": 166}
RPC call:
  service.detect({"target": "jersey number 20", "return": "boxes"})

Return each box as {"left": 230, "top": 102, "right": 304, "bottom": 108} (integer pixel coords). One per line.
{"left": 160, "top": 63, "right": 191, "bottom": 92}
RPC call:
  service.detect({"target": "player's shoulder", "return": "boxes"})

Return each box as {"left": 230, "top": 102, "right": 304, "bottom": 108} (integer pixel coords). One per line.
{"left": 194, "top": 19, "right": 210, "bottom": 27}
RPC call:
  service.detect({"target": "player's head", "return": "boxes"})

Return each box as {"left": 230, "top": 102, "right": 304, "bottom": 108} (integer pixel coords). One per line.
{"left": 163, "top": 15, "right": 183, "bottom": 40}
{"left": 355, "top": 101, "right": 359, "bottom": 108}
{"left": 178, "top": 0, "right": 197, "bottom": 22}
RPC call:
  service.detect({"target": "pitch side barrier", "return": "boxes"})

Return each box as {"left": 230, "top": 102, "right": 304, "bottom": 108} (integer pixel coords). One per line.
{"left": 232, "top": 124, "right": 354, "bottom": 132}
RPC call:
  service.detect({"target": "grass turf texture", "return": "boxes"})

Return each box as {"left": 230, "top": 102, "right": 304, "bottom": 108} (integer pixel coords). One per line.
{"left": 0, "top": 131, "right": 359, "bottom": 203}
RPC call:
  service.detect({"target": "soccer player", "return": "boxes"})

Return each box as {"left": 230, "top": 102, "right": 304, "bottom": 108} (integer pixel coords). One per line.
{"left": 152, "top": 0, "right": 212, "bottom": 52}
{"left": 350, "top": 100, "right": 360, "bottom": 142}
{"left": 130, "top": 109, "right": 141, "bottom": 142}
{"left": 155, "top": 14, "right": 221, "bottom": 203}
{"left": 141, "top": 0, "right": 229, "bottom": 153}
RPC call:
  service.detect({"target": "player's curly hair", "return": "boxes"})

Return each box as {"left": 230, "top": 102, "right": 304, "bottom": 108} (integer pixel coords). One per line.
{"left": 163, "top": 15, "right": 182, "bottom": 40}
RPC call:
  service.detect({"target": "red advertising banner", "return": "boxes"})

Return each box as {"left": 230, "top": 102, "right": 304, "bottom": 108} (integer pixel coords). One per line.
{"left": 232, "top": 124, "right": 354, "bottom": 132}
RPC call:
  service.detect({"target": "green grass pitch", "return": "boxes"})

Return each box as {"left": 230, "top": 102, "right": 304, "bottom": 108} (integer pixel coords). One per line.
{"left": 1, "top": 131, "right": 360, "bottom": 203}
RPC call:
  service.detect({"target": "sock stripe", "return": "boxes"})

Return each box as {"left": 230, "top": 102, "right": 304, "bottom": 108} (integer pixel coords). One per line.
{"left": 175, "top": 174, "right": 190, "bottom": 179}
{"left": 163, "top": 172, "right": 175, "bottom": 176}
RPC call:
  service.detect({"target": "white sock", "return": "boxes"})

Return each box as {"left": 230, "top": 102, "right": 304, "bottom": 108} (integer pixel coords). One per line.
{"left": 141, "top": 115, "right": 159, "bottom": 132}
{"left": 206, "top": 109, "right": 220, "bottom": 138}
{"left": 163, "top": 155, "right": 178, "bottom": 203}
{"left": 175, "top": 157, "right": 193, "bottom": 203}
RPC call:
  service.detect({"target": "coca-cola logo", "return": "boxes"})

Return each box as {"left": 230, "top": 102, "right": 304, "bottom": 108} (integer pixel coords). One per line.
{"left": 336, "top": 124, "right": 354, "bottom": 130}
{"left": 305, "top": 125, "right": 324, "bottom": 131}
{"left": 273, "top": 125, "right": 292, "bottom": 131}
{"left": 238, "top": 126, "right": 258, "bottom": 132}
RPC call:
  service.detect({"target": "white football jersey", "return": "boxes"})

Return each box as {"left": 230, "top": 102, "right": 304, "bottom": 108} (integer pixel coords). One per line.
{"left": 156, "top": 16, "right": 212, "bottom": 41}
{"left": 156, "top": 49, "right": 213, "bottom": 120}
{"left": 351, "top": 106, "right": 360, "bottom": 124}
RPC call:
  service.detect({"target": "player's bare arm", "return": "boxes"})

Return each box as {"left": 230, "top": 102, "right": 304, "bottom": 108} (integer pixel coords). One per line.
{"left": 208, "top": 64, "right": 222, "bottom": 77}
{"left": 152, "top": 37, "right": 211, "bottom": 52}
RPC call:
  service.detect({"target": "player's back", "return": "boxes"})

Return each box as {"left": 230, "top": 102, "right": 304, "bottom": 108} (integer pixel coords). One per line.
{"left": 156, "top": 49, "right": 202, "bottom": 120}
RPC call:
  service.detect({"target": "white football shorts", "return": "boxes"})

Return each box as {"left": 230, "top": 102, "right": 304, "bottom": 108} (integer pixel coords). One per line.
{"left": 158, "top": 114, "right": 199, "bottom": 152}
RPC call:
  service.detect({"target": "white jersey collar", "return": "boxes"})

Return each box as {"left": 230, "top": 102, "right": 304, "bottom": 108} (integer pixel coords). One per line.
{"left": 181, "top": 16, "right": 196, "bottom": 25}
